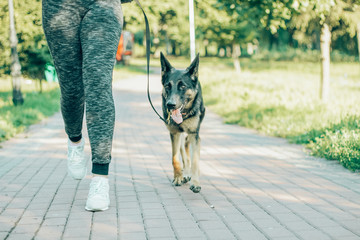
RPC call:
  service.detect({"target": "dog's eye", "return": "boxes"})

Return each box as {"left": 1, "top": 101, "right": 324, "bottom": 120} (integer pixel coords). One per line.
{"left": 165, "top": 84, "right": 171, "bottom": 91}
{"left": 178, "top": 81, "right": 186, "bottom": 90}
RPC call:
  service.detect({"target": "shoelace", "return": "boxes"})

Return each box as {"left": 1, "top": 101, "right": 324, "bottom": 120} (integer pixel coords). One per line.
{"left": 69, "top": 145, "right": 84, "bottom": 166}
{"left": 89, "top": 179, "right": 108, "bottom": 197}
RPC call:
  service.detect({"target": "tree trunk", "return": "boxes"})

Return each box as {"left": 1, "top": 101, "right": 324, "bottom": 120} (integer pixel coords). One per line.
{"left": 357, "top": 23, "right": 360, "bottom": 63}
{"left": 320, "top": 23, "right": 331, "bottom": 101}
{"left": 171, "top": 41, "right": 176, "bottom": 55}
{"left": 203, "top": 39, "right": 209, "bottom": 57}
{"left": 8, "top": 0, "right": 24, "bottom": 106}
{"left": 268, "top": 32, "right": 277, "bottom": 51}
{"left": 165, "top": 32, "right": 170, "bottom": 55}
{"left": 232, "top": 43, "right": 241, "bottom": 74}
{"left": 39, "top": 77, "right": 43, "bottom": 93}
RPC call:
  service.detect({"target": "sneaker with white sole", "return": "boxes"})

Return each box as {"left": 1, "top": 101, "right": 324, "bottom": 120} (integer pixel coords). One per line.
{"left": 85, "top": 176, "right": 110, "bottom": 211}
{"left": 67, "top": 138, "right": 87, "bottom": 180}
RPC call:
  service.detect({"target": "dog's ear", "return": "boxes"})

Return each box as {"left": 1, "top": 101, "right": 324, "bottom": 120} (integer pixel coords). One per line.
{"left": 160, "top": 52, "right": 173, "bottom": 80}
{"left": 185, "top": 53, "right": 200, "bottom": 82}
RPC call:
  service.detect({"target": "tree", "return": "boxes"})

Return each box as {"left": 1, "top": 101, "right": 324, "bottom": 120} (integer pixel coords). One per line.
{"left": 339, "top": 1, "right": 360, "bottom": 62}
{"left": 122, "top": 0, "right": 190, "bottom": 57}
{"left": 8, "top": 0, "right": 24, "bottom": 105}
{"left": 295, "top": 0, "right": 360, "bottom": 101}
{"left": 215, "top": 0, "right": 297, "bottom": 72}
{"left": 1, "top": 0, "right": 51, "bottom": 95}
{"left": 210, "top": 1, "right": 258, "bottom": 72}
{"left": 246, "top": 0, "right": 296, "bottom": 50}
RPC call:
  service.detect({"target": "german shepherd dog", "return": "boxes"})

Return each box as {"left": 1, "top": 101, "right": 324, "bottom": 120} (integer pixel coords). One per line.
{"left": 160, "top": 52, "right": 205, "bottom": 193}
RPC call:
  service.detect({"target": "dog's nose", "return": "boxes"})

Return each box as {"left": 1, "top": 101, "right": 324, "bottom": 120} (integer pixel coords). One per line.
{"left": 166, "top": 101, "right": 176, "bottom": 110}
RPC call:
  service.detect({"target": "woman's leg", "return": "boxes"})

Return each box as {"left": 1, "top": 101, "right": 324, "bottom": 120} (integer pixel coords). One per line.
{"left": 42, "top": 0, "right": 88, "bottom": 180}
{"left": 42, "top": 0, "right": 86, "bottom": 140}
{"left": 80, "top": 0, "right": 123, "bottom": 176}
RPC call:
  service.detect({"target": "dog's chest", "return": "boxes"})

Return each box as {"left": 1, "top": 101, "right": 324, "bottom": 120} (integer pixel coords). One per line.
{"left": 167, "top": 115, "right": 199, "bottom": 134}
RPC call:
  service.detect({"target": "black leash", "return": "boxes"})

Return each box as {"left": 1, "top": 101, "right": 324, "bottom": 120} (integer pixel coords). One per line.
{"left": 132, "top": 0, "right": 167, "bottom": 124}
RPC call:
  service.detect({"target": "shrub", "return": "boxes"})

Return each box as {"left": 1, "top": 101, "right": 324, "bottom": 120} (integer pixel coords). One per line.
{"left": 309, "top": 129, "right": 360, "bottom": 171}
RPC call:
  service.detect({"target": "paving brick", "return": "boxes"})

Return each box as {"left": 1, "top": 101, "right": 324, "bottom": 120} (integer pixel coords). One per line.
{"left": 12, "top": 224, "right": 39, "bottom": 234}
{"left": 17, "top": 216, "right": 43, "bottom": 225}
{"left": 118, "top": 232, "right": 147, "bottom": 240}
{"left": 144, "top": 218, "right": 171, "bottom": 228}
{"left": 146, "top": 227, "right": 176, "bottom": 238}
{"left": 0, "top": 217, "right": 16, "bottom": 232}
{"left": 296, "top": 230, "right": 331, "bottom": 240}
{"left": 118, "top": 223, "right": 144, "bottom": 233}
{"left": 91, "top": 222, "right": 117, "bottom": 240}
{"left": 63, "top": 226, "right": 91, "bottom": 239}
{"left": 261, "top": 226, "right": 297, "bottom": 239}
{"left": 221, "top": 213, "right": 248, "bottom": 223}
{"left": 44, "top": 210, "right": 69, "bottom": 218}
{"left": 320, "top": 226, "right": 358, "bottom": 238}
{"left": 283, "top": 220, "right": 316, "bottom": 232}
{"left": 198, "top": 220, "right": 228, "bottom": 230}
{"left": 228, "top": 221, "right": 258, "bottom": 232}
{"left": 142, "top": 208, "right": 167, "bottom": 219}
{"left": 204, "top": 229, "right": 237, "bottom": 240}
{"left": 7, "top": 233, "right": 35, "bottom": 240}
{"left": 0, "top": 233, "right": 9, "bottom": 240}
{"left": 174, "top": 227, "right": 206, "bottom": 239}
{"left": 170, "top": 219, "right": 198, "bottom": 229}
{"left": 22, "top": 209, "right": 47, "bottom": 218}
{"left": 235, "top": 230, "right": 268, "bottom": 240}
{"left": 66, "top": 217, "right": 91, "bottom": 228}
{"left": 35, "top": 225, "right": 64, "bottom": 240}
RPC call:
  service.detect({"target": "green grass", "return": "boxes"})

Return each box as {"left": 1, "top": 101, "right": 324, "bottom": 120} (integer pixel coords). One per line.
{"left": 199, "top": 58, "right": 360, "bottom": 171}
{"left": 0, "top": 78, "right": 60, "bottom": 143}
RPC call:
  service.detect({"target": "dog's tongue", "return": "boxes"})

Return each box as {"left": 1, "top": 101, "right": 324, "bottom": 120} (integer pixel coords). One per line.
{"left": 171, "top": 108, "right": 183, "bottom": 124}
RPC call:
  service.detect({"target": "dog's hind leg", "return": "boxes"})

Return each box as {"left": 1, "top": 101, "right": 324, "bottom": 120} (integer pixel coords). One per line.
{"left": 181, "top": 134, "right": 191, "bottom": 183}
{"left": 189, "top": 134, "right": 201, "bottom": 193}
{"left": 170, "top": 132, "right": 183, "bottom": 186}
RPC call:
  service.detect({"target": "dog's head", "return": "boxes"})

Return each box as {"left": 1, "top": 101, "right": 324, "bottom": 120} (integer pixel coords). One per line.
{"left": 160, "top": 52, "right": 200, "bottom": 123}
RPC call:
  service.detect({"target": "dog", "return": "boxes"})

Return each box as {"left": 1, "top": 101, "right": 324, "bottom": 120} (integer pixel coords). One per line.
{"left": 160, "top": 52, "right": 205, "bottom": 193}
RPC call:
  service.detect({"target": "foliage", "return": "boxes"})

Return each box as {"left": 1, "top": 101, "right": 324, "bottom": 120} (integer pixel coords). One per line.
{"left": 308, "top": 128, "right": 360, "bottom": 170}
{"left": 1, "top": 0, "right": 360, "bottom": 74}
{"left": 0, "top": 0, "right": 49, "bottom": 77}
{"left": 122, "top": 0, "right": 190, "bottom": 56}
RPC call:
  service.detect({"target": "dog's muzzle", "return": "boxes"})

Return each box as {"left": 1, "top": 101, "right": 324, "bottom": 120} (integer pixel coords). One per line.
{"left": 167, "top": 104, "right": 184, "bottom": 124}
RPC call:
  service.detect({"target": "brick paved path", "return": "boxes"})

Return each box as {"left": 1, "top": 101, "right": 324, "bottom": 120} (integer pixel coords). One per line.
{"left": 1, "top": 75, "right": 360, "bottom": 240}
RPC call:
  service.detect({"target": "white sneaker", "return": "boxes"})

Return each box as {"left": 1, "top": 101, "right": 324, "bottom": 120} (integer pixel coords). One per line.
{"left": 85, "top": 177, "right": 110, "bottom": 211}
{"left": 67, "top": 138, "right": 87, "bottom": 180}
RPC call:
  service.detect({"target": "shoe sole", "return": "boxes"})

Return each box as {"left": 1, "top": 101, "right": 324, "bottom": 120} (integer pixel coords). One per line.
{"left": 85, "top": 206, "right": 109, "bottom": 211}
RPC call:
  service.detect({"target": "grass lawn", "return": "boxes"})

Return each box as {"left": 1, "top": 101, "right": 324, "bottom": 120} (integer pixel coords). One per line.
{"left": 0, "top": 78, "right": 60, "bottom": 143}
{"left": 198, "top": 58, "right": 360, "bottom": 171}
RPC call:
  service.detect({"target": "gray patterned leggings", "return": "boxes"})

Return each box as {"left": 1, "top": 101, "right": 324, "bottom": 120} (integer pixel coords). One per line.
{"left": 42, "top": 0, "right": 123, "bottom": 175}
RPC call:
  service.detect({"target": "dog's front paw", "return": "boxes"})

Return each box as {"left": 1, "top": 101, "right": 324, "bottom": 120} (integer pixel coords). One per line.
{"left": 190, "top": 184, "right": 201, "bottom": 193}
{"left": 183, "top": 176, "right": 191, "bottom": 183}
{"left": 172, "top": 176, "right": 183, "bottom": 186}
